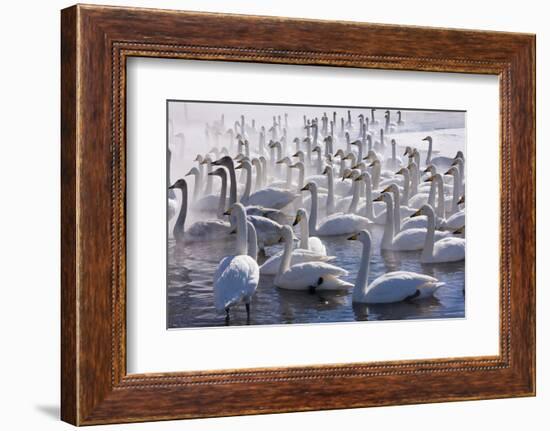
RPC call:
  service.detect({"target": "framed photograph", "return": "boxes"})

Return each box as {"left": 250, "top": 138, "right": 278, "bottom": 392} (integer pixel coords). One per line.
{"left": 61, "top": 4, "right": 536, "bottom": 425}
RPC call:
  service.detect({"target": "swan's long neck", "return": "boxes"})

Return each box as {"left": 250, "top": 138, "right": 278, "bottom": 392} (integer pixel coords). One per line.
{"left": 426, "top": 139, "right": 432, "bottom": 165}
{"left": 316, "top": 151, "right": 323, "bottom": 174}
{"left": 357, "top": 141, "right": 364, "bottom": 162}
{"left": 247, "top": 222, "right": 258, "bottom": 261}
{"left": 326, "top": 168, "right": 335, "bottom": 215}
{"left": 450, "top": 170, "right": 460, "bottom": 216}
{"left": 381, "top": 196, "right": 395, "bottom": 248}
{"left": 241, "top": 163, "right": 252, "bottom": 204}
{"left": 235, "top": 208, "right": 248, "bottom": 256}
{"left": 197, "top": 163, "right": 205, "bottom": 197}
{"left": 436, "top": 175, "right": 445, "bottom": 219}
{"left": 275, "top": 144, "right": 282, "bottom": 177}
{"left": 226, "top": 160, "right": 237, "bottom": 207}
{"left": 346, "top": 134, "right": 351, "bottom": 153}
{"left": 410, "top": 164, "right": 418, "bottom": 196}
{"left": 217, "top": 172, "right": 227, "bottom": 219}
{"left": 372, "top": 163, "right": 380, "bottom": 189}
{"left": 392, "top": 188, "right": 401, "bottom": 234}
{"left": 285, "top": 163, "right": 293, "bottom": 188}
{"left": 296, "top": 163, "right": 305, "bottom": 190}
{"left": 401, "top": 170, "right": 410, "bottom": 204}
{"left": 353, "top": 238, "right": 371, "bottom": 302}
{"left": 278, "top": 234, "right": 294, "bottom": 277}
{"left": 421, "top": 206, "right": 436, "bottom": 261}
{"left": 348, "top": 179, "right": 361, "bottom": 214}
{"left": 392, "top": 142, "right": 396, "bottom": 162}
{"left": 252, "top": 160, "right": 262, "bottom": 191}
{"left": 309, "top": 186, "right": 319, "bottom": 235}
{"left": 192, "top": 173, "right": 201, "bottom": 201}
{"left": 299, "top": 215, "right": 310, "bottom": 249}
{"left": 174, "top": 184, "right": 188, "bottom": 241}
{"left": 204, "top": 160, "right": 213, "bottom": 195}
{"left": 427, "top": 179, "right": 436, "bottom": 209}
{"left": 364, "top": 174, "right": 374, "bottom": 220}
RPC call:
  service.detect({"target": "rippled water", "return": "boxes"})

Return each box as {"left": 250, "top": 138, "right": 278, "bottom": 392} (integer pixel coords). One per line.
{"left": 167, "top": 224, "right": 465, "bottom": 328}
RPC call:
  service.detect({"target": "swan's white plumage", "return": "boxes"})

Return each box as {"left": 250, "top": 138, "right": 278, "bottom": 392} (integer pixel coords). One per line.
{"left": 213, "top": 255, "right": 259, "bottom": 311}
{"left": 316, "top": 213, "right": 371, "bottom": 236}
{"left": 260, "top": 249, "right": 335, "bottom": 275}
{"left": 247, "top": 187, "right": 296, "bottom": 209}
{"left": 424, "top": 237, "right": 465, "bottom": 263}
{"left": 357, "top": 271, "right": 443, "bottom": 304}
{"left": 443, "top": 211, "right": 465, "bottom": 230}
{"left": 308, "top": 237, "right": 327, "bottom": 255}
{"left": 185, "top": 220, "right": 232, "bottom": 242}
{"left": 386, "top": 227, "right": 448, "bottom": 251}
{"left": 275, "top": 262, "right": 352, "bottom": 290}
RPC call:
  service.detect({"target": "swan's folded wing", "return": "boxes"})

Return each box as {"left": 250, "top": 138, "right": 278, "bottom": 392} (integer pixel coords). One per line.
{"left": 433, "top": 238, "right": 465, "bottom": 261}
{"left": 248, "top": 188, "right": 296, "bottom": 209}
{"left": 214, "top": 256, "right": 260, "bottom": 311}
{"left": 317, "top": 214, "right": 371, "bottom": 235}
{"left": 365, "top": 271, "right": 437, "bottom": 303}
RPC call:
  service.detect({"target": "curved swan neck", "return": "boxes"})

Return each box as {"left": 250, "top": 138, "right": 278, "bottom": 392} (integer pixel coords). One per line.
{"left": 381, "top": 195, "right": 395, "bottom": 247}
{"left": 299, "top": 215, "right": 310, "bottom": 249}
{"left": 348, "top": 178, "right": 361, "bottom": 213}
{"left": 235, "top": 207, "right": 248, "bottom": 256}
{"left": 240, "top": 162, "right": 252, "bottom": 203}
{"left": 278, "top": 233, "right": 294, "bottom": 277}
{"left": 326, "top": 168, "right": 335, "bottom": 214}
{"left": 353, "top": 238, "right": 371, "bottom": 302}
{"left": 451, "top": 170, "right": 460, "bottom": 215}
{"left": 247, "top": 222, "right": 258, "bottom": 261}
{"left": 422, "top": 206, "right": 436, "bottom": 260}
{"left": 426, "top": 139, "right": 432, "bottom": 165}
{"left": 436, "top": 175, "right": 445, "bottom": 219}
{"left": 364, "top": 174, "right": 374, "bottom": 219}
{"left": 401, "top": 170, "right": 410, "bottom": 203}
{"left": 252, "top": 159, "right": 262, "bottom": 191}
{"left": 216, "top": 171, "right": 227, "bottom": 219}
{"left": 174, "top": 183, "right": 188, "bottom": 241}
{"left": 308, "top": 185, "right": 319, "bottom": 235}
{"left": 392, "top": 188, "right": 401, "bottom": 234}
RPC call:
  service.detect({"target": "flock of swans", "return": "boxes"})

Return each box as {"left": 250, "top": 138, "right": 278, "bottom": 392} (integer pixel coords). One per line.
{"left": 168, "top": 107, "right": 465, "bottom": 324}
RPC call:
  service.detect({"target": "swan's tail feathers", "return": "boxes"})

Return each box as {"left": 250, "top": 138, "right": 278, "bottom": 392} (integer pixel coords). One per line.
{"left": 317, "top": 275, "right": 354, "bottom": 291}
{"left": 417, "top": 281, "right": 446, "bottom": 299}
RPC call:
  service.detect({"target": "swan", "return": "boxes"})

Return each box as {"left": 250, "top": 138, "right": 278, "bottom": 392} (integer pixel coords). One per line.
{"left": 348, "top": 230, "right": 444, "bottom": 303}
{"left": 236, "top": 159, "right": 297, "bottom": 210}
{"left": 444, "top": 165, "right": 463, "bottom": 216}
{"left": 401, "top": 173, "right": 445, "bottom": 230}
{"left": 274, "top": 226, "right": 353, "bottom": 291}
{"left": 374, "top": 193, "right": 448, "bottom": 251}
{"left": 423, "top": 136, "right": 462, "bottom": 171}
{"left": 169, "top": 178, "right": 232, "bottom": 243}
{"left": 214, "top": 203, "right": 260, "bottom": 321}
{"left": 396, "top": 110, "right": 405, "bottom": 126}
{"left": 384, "top": 139, "right": 403, "bottom": 171}
{"left": 292, "top": 208, "right": 327, "bottom": 255}
{"left": 211, "top": 156, "right": 238, "bottom": 208}
{"left": 301, "top": 182, "right": 371, "bottom": 236}
{"left": 411, "top": 204, "right": 465, "bottom": 263}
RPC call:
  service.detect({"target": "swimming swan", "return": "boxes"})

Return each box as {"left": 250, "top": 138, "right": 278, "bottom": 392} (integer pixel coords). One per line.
{"left": 348, "top": 230, "right": 444, "bottom": 303}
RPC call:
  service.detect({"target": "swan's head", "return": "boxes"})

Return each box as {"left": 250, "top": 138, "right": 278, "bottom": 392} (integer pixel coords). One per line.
{"left": 423, "top": 165, "right": 436, "bottom": 175}
{"left": 223, "top": 202, "right": 246, "bottom": 218}
{"left": 312, "top": 146, "right": 322, "bottom": 154}
{"left": 403, "top": 146, "right": 412, "bottom": 156}
{"left": 357, "top": 114, "right": 364, "bottom": 119}
{"left": 453, "top": 226, "right": 465, "bottom": 235}
{"left": 233, "top": 153, "right": 245, "bottom": 161}
{"left": 458, "top": 195, "right": 465, "bottom": 205}
{"left": 351, "top": 140, "right": 362, "bottom": 147}
{"left": 276, "top": 157, "right": 291, "bottom": 166}
{"left": 384, "top": 110, "right": 390, "bottom": 117}
{"left": 302, "top": 136, "right": 312, "bottom": 143}
{"left": 168, "top": 178, "right": 187, "bottom": 190}
{"left": 411, "top": 204, "right": 435, "bottom": 218}
{"left": 293, "top": 208, "right": 308, "bottom": 226}
{"left": 322, "top": 165, "right": 333, "bottom": 176}
{"left": 367, "top": 159, "right": 380, "bottom": 168}
{"left": 422, "top": 136, "right": 433, "bottom": 143}
{"left": 333, "top": 149, "right": 345, "bottom": 158}
{"left": 194, "top": 154, "right": 203, "bottom": 163}
{"left": 391, "top": 139, "right": 396, "bottom": 146}
{"left": 293, "top": 137, "right": 300, "bottom": 144}
{"left": 184, "top": 167, "right": 200, "bottom": 177}
{"left": 208, "top": 167, "right": 226, "bottom": 178}
{"left": 212, "top": 155, "right": 233, "bottom": 167}
{"left": 347, "top": 230, "right": 372, "bottom": 245}
{"left": 455, "top": 150, "right": 464, "bottom": 160}
{"left": 444, "top": 166, "right": 458, "bottom": 176}
{"left": 373, "top": 192, "right": 392, "bottom": 205}
{"left": 355, "top": 172, "right": 369, "bottom": 183}
{"left": 300, "top": 182, "right": 316, "bottom": 193}
{"left": 323, "top": 136, "right": 333, "bottom": 143}
{"left": 451, "top": 157, "right": 464, "bottom": 168}
{"left": 395, "top": 167, "right": 407, "bottom": 176}
{"left": 290, "top": 161, "right": 305, "bottom": 171}
{"left": 200, "top": 154, "right": 213, "bottom": 164}
{"left": 381, "top": 183, "right": 399, "bottom": 195}
{"left": 268, "top": 140, "right": 280, "bottom": 149}
{"left": 345, "top": 131, "right": 350, "bottom": 139}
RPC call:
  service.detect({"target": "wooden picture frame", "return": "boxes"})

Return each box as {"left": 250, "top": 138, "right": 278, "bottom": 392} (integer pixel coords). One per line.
{"left": 61, "top": 4, "right": 536, "bottom": 425}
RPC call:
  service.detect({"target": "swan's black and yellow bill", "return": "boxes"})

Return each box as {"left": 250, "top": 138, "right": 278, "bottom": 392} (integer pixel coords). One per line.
{"left": 411, "top": 208, "right": 423, "bottom": 218}
{"left": 347, "top": 233, "right": 359, "bottom": 241}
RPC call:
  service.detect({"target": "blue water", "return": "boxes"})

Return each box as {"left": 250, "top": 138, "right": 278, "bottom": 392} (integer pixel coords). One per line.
{"left": 167, "top": 224, "right": 465, "bottom": 328}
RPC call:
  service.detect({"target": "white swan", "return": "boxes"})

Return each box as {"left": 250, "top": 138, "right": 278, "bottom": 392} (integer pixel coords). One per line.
{"left": 411, "top": 204, "right": 465, "bottom": 263}
{"left": 301, "top": 182, "right": 371, "bottom": 236}
{"left": 274, "top": 226, "right": 353, "bottom": 291}
{"left": 238, "top": 159, "right": 297, "bottom": 210}
{"left": 214, "top": 203, "right": 260, "bottom": 321}
{"left": 348, "top": 230, "right": 444, "bottom": 303}
{"left": 424, "top": 136, "right": 463, "bottom": 172}
{"left": 374, "top": 193, "right": 448, "bottom": 251}
{"left": 292, "top": 208, "right": 327, "bottom": 255}
{"left": 169, "top": 178, "right": 232, "bottom": 243}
